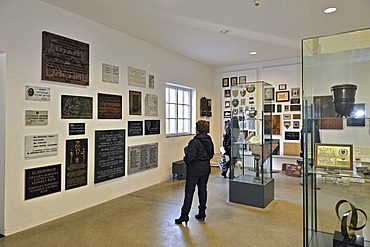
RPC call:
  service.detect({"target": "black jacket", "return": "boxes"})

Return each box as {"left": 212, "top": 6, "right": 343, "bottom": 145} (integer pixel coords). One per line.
{"left": 183, "top": 133, "right": 214, "bottom": 177}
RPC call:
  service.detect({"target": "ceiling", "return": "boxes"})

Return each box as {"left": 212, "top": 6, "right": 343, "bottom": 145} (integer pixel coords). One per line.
{"left": 41, "top": 0, "right": 370, "bottom": 68}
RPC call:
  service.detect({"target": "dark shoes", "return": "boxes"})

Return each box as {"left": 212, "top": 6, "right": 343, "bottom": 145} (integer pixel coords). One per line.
{"left": 175, "top": 214, "right": 189, "bottom": 225}
{"left": 221, "top": 171, "right": 227, "bottom": 178}
{"left": 195, "top": 213, "right": 206, "bottom": 221}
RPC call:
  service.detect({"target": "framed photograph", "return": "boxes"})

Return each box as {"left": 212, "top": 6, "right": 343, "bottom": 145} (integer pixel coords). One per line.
{"left": 231, "top": 77, "right": 238, "bottom": 86}
{"left": 291, "top": 87, "right": 300, "bottom": 98}
{"left": 278, "top": 84, "right": 287, "bottom": 90}
{"left": 293, "top": 121, "right": 300, "bottom": 129}
{"left": 239, "top": 76, "right": 247, "bottom": 84}
{"left": 222, "top": 78, "right": 229, "bottom": 87}
{"left": 224, "top": 89, "right": 231, "bottom": 98}
{"left": 264, "top": 87, "right": 275, "bottom": 101}
{"left": 314, "top": 143, "right": 353, "bottom": 170}
{"left": 276, "top": 90, "right": 290, "bottom": 102}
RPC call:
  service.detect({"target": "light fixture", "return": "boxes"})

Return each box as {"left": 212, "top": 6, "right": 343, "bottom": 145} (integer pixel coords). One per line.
{"left": 249, "top": 51, "right": 257, "bottom": 55}
{"left": 323, "top": 7, "right": 337, "bottom": 14}
{"left": 219, "top": 29, "right": 230, "bottom": 35}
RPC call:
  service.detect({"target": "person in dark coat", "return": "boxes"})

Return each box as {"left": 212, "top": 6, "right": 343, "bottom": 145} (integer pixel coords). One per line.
{"left": 175, "top": 120, "right": 214, "bottom": 225}
{"left": 221, "top": 117, "right": 239, "bottom": 178}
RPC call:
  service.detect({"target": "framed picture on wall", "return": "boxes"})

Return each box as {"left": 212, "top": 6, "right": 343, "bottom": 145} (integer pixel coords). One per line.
{"left": 276, "top": 91, "right": 290, "bottom": 102}
{"left": 231, "top": 77, "right": 238, "bottom": 86}
{"left": 264, "top": 87, "right": 275, "bottom": 102}
{"left": 222, "top": 78, "right": 229, "bottom": 87}
{"left": 291, "top": 87, "right": 300, "bottom": 98}
{"left": 224, "top": 90, "right": 231, "bottom": 98}
{"left": 278, "top": 84, "right": 287, "bottom": 90}
{"left": 239, "top": 76, "right": 247, "bottom": 84}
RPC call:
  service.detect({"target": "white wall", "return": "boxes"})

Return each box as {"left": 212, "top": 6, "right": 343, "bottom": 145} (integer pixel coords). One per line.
{"left": 0, "top": 53, "right": 6, "bottom": 234}
{"left": 0, "top": 0, "right": 214, "bottom": 235}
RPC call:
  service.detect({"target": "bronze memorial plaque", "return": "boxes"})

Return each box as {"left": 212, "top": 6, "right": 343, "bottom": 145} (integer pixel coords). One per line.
{"left": 65, "top": 139, "right": 88, "bottom": 190}
{"left": 42, "top": 31, "right": 89, "bottom": 86}
{"left": 98, "top": 93, "right": 122, "bottom": 119}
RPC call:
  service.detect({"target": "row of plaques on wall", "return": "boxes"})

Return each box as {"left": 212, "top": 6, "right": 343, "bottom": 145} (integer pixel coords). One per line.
{"left": 25, "top": 129, "right": 158, "bottom": 200}
{"left": 25, "top": 85, "right": 158, "bottom": 123}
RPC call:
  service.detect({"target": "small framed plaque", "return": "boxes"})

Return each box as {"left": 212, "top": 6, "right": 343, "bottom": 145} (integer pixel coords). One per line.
{"left": 276, "top": 91, "right": 290, "bottom": 102}
{"left": 314, "top": 143, "right": 353, "bottom": 170}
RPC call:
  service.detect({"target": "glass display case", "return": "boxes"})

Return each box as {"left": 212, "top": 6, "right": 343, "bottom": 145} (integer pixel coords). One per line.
{"left": 302, "top": 29, "right": 370, "bottom": 246}
{"left": 228, "top": 81, "right": 276, "bottom": 208}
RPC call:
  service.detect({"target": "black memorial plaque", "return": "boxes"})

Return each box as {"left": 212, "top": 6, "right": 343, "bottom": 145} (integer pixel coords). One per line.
{"left": 69, "top": 123, "right": 85, "bottom": 135}
{"left": 94, "top": 129, "right": 125, "bottom": 183}
{"left": 42, "top": 31, "right": 89, "bottom": 86}
{"left": 61, "top": 95, "right": 93, "bottom": 119}
{"left": 25, "top": 164, "right": 61, "bottom": 200}
{"left": 128, "top": 143, "right": 158, "bottom": 174}
{"left": 98, "top": 93, "right": 122, "bottom": 119}
{"left": 145, "top": 120, "right": 160, "bottom": 135}
{"left": 65, "top": 139, "right": 88, "bottom": 190}
{"left": 285, "top": 131, "right": 300, "bottom": 141}
{"left": 128, "top": 121, "right": 143, "bottom": 136}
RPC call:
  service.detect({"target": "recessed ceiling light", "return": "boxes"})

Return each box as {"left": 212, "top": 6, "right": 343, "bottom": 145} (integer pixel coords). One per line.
{"left": 323, "top": 7, "right": 337, "bottom": 14}
{"left": 219, "top": 29, "right": 230, "bottom": 35}
{"left": 249, "top": 51, "right": 257, "bottom": 55}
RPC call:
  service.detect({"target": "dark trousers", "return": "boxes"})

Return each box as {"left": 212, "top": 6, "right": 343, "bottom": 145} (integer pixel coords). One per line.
{"left": 181, "top": 174, "right": 209, "bottom": 215}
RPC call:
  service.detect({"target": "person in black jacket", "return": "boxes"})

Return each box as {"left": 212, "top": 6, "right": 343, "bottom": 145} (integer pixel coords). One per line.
{"left": 221, "top": 117, "right": 239, "bottom": 178}
{"left": 175, "top": 120, "right": 214, "bottom": 225}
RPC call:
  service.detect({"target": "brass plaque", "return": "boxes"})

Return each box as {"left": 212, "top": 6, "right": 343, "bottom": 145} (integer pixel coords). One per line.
{"left": 98, "top": 93, "right": 122, "bottom": 119}
{"left": 42, "top": 31, "right": 89, "bottom": 86}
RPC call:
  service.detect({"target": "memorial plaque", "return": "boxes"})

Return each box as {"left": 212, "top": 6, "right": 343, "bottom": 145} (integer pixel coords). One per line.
{"left": 69, "top": 123, "right": 85, "bottom": 135}
{"left": 128, "top": 121, "right": 143, "bottom": 136}
{"left": 42, "top": 31, "right": 89, "bottom": 86}
{"left": 145, "top": 120, "right": 160, "bottom": 135}
{"left": 25, "top": 85, "right": 50, "bottom": 101}
{"left": 149, "top": 74, "right": 154, "bottom": 89}
{"left": 128, "top": 66, "right": 146, "bottom": 87}
{"left": 102, "top": 63, "right": 119, "bottom": 84}
{"left": 128, "top": 143, "right": 158, "bottom": 174}
{"left": 129, "top": 90, "right": 142, "bottom": 115}
{"left": 94, "top": 129, "right": 125, "bottom": 183}
{"left": 25, "top": 164, "right": 61, "bottom": 200}
{"left": 65, "top": 139, "right": 88, "bottom": 190}
{"left": 25, "top": 110, "right": 48, "bottom": 126}
{"left": 145, "top": 94, "right": 158, "bottom": 116}
{"left": 98, "top": 93, "right": 122, "bottom": 119}
{"left": 285, "top": 131, "right": 300, "bottom": 141}
{"left": 61, "top": 95, "right": 93, "bottom": 119}
{"left": 25, "top": 134, "right": 58, "bottom": 159}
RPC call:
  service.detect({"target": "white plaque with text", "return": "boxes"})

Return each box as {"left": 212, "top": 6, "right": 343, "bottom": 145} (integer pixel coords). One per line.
{"left": 25, "top": 85, "right": 50, "bottom": 101}
{"left": 145, "top": 94, "right": 158, "bottom": 116}
{"left": 102, "top": 63, "right": 119, "bottom": 84}
{"left": 25, "top": 110, "right": 48, "bottom": 126}
{"left": 25, "top": 134, "right": 58, "bottom": 159}
{"left": 354, "top": 146, "right": 370, "bottom": 163}
{"left": 128, "top": 66, "right": 146, "bottom": 87}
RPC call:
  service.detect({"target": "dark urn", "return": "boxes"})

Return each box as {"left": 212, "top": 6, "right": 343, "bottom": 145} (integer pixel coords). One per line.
{"left": 331, "top": 84, "right": 357, "bottom": 118}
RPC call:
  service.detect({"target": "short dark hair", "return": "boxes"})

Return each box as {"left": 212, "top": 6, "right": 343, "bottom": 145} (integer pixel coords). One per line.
{"left": 196, "top": 120, "right": 209, "bottom": 133}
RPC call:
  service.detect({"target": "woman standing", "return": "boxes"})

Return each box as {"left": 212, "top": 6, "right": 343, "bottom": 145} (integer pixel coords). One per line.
{"left": 175, "top": 120, "right": 214, "bottom": 225}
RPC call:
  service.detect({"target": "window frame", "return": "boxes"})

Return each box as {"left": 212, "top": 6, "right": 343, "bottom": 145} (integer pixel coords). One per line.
{"left": 165, "top": 83, "right": 195, "bottom": 137}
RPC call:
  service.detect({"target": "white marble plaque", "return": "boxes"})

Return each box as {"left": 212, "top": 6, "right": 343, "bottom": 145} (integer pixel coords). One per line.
{"left": 145, "top": 94, "right": 158, "bottom": 116}
{"left": 354, "top": 146, "right": 370, "bottom": 163}
{"left": 102, "top": 63, "right": 119, "bottom": 84}
{"left": 128, "top": 66, "right": 146, "bottom": 87}
{"left": 25, "top": 85, "right": 50, "bottom": 101}
{"left": 25, "top": 134, "right": 58, "bottom": 159}
{"left": 25, "top": 110, "right": 48, "bottom": 126}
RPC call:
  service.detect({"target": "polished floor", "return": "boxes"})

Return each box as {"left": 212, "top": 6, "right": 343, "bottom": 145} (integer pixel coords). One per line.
{"left": 0, "top": 168, "right": 303, "bottom": 247}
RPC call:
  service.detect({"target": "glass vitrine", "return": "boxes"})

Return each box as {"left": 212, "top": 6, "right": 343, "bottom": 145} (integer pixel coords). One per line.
{"left": 228, "top": 81, "right": 276, "bottom": 208}
{"left": 302, "top": 29, "right": 370, "bottom": 246}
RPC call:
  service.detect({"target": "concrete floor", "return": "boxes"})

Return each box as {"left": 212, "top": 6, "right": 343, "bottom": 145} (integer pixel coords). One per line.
{"left": 0, "top": 168, "right": 303, "bottom": 247}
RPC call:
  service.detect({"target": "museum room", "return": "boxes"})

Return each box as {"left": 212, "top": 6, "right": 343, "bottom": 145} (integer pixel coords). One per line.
{"left": 1, "top": 0, "right": 370, "bottom": 246}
